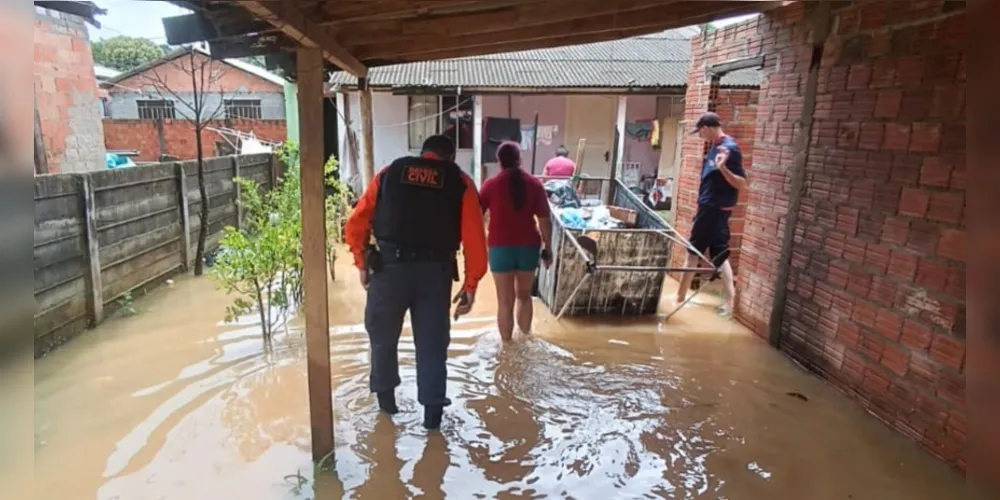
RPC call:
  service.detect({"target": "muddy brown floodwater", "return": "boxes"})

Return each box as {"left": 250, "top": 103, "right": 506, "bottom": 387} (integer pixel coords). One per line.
{"left": 35, "top": 258, "right": 966, "bottom": 499}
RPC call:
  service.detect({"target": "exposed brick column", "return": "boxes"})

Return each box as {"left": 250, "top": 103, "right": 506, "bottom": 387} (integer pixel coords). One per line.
{"left": 768, "top": 2, "right": 833, "bottom": 346}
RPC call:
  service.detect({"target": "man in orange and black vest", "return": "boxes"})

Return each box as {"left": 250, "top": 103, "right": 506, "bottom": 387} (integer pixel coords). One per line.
{"left": 345, "top": 134, "right": 488, "bottom": 430}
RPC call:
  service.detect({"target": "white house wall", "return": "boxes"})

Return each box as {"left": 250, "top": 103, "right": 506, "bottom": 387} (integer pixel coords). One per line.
{"left": 339, "top": 91, "right": 480, "bottom": 190}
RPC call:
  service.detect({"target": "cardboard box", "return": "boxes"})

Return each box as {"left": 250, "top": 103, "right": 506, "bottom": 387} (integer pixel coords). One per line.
{"left": 607, "top": 205, "right": 638, "bottom": 227}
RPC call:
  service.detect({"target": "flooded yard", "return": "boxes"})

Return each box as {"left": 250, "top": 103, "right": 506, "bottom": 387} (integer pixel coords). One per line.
{"left": 34, "top": 259, "right": 965, "bottom": 499}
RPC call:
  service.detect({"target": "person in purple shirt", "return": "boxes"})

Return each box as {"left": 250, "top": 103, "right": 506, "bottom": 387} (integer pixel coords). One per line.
{"left": 675, "top": 112, "right": 749, "bottom": 317}
{"left": 542, "top": 145, "right": 576, "bottom": 177}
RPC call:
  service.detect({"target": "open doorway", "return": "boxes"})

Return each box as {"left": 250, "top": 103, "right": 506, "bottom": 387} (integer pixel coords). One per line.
{"left": 322, "top": 97, "right": 339, "bottom": 170}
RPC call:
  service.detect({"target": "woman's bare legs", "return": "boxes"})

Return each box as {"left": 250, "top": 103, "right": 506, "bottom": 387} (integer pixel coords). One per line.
{"left": 514, "top": 270, "right": 536, "bottom": 335}
{"left": 493, "top": 272, "right": 516, "bottom": 341}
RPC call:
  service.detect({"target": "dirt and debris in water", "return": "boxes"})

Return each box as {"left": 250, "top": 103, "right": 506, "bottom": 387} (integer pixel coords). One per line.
{"left": 34, "top": 260, "right": 966, "bottom": 499}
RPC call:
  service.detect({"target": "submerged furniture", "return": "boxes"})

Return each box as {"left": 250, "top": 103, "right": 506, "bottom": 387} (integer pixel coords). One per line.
{"left": 537, "top": 177, "right": 716, "bottom": 321}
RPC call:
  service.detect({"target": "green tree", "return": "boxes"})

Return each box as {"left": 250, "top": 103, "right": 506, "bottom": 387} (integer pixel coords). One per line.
{"left": 211, "top": 142, "right": 352, "bottom": 339}
{"left": 92, "top": 36, "right": 165, "bottom": 71}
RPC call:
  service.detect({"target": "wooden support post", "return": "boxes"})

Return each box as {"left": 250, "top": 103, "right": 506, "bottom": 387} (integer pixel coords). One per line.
{"left": 359, "top": 79, "right": 375, "bottom": 187}
{"left": 473, "top": 95, "right": 483, "bottom": 186}
{"left": 34, "top": 98, "right": 48, "bottom": 174}
{"left": 176, "top": 163, "right": 192, "bottom": 271}
{"left": 573, "top": 137, "right": 586, "bottom": 176}
{"left": 767, "top": 2, "right": 832, "bottom": 347}
{"left": 334, "top": 92, "right": 349, "bottom": 181}
{"left": 268, "top": 153, "right": 278, "bottom": 190}
{"left": 606, "top": 95, "right": 627, "bottom": 202}
{"left": 232, "top": 156, "right": 242, "bottom": 231}
{"left": 298, "top": 47, "right": 335, "bottom": 463}
{"left": 79, "top": 174, "right": 103, "bottom": 325}
{"left": 530, "top": 112, "right": 539, "bottom": 175}
{"left": 614, "top": 96, "right": 627, "bottom": 178}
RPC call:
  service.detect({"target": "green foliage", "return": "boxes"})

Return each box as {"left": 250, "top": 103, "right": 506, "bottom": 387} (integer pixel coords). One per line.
{"left": 92, "top": 36, "right": 166, "bottom": 72}
{"left": 117, "top": 289, "right": 137, "bottom": 317}
{"left": 212, "top": 170, "right": 302, "bottom": 338}
{"left": 211, "top": 141, "right": 352, "bottom": 338}
{"left": 324, "top": 155, "right": 352, "bottom": 280}
{"left": 275, "top": 141, "right": 299, "bottom": 171}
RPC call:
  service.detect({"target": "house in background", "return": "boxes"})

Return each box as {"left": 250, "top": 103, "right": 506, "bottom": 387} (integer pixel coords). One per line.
{"left": 100, "top": 47, "right": 290, "bottom": 162}
{"left": 329, "top": 26, "right": 759, "bottom": 223}
{"left": 34, "top": 1, "right": 107, "bottom": 174}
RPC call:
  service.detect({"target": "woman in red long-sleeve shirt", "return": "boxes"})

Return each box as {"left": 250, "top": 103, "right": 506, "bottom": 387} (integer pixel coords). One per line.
{"left": 480, "top": 142, "right": 553, "bottom": 341}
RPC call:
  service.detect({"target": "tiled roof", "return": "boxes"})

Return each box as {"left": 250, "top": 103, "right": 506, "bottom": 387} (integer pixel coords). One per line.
{"left": 329, "top": 27, "right": 760, "bottom": 90}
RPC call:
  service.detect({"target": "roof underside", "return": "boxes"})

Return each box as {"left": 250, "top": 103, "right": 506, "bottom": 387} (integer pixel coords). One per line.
{"left": 327, "top": 28, "right": 761, "bottom": 90}
{"left": 168, "top": 0, "right": 780, "bottom": 79}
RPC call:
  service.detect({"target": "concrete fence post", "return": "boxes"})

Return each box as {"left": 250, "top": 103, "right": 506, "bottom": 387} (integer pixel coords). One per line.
{"left": 176, "top": 162, "right": 192, "bottom": 271}
{"left": 232, "top": 156, "right": 242, "bottom": 230}
{"left": 79, "top": 173, "right": 103, "bottom": 325}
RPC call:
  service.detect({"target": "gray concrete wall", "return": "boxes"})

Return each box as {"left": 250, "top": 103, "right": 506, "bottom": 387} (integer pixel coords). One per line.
{"left": 106, "top": 91, "right": 286, "bottom": 120}
{"left": 34, "top": 153, "right": 278, "bottom": 356}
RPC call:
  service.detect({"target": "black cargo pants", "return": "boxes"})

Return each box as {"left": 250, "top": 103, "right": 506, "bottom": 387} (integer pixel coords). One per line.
{"left": 365, "top": 258, "right": 453, "bottom": 407}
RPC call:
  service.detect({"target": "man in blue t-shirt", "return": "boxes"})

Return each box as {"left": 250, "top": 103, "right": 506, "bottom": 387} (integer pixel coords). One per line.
{"left": 676, "top": 112, "right": 748, "bottom": 316}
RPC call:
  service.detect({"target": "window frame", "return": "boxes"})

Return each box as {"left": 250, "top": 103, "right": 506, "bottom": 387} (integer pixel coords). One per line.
{"left": 406, "top": 94, "right": 476, "bottom": 151}
{"left": 223, "top": 98, "right": 263, "bottom": 120}
{"left": 135, "top": 99, "right": 176, "bottom": 120}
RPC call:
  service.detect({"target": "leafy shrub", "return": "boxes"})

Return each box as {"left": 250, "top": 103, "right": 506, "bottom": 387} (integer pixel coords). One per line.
{"left": 211, "top": 142, "right": 352, "bottom": 338}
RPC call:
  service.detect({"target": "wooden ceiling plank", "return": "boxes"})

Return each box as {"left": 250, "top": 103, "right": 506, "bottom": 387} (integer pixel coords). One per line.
{"left": 341, "top": 0, "right": 681, "bottom": 42}
{"left": 353, "top": 1, "right": 764, "bottom": 60}
{"left": 321, "top": 0, "right": 523, "bottom": 25}
{"left": 241, "top": 0, "right": 368, "bottom": 77}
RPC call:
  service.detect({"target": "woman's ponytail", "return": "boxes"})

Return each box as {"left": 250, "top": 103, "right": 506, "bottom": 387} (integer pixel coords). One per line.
{"left": 496, "top": 141, "right": 526, "bottom": 210}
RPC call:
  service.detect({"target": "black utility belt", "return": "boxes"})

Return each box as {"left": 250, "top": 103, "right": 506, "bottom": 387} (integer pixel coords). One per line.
{"left": 367, "top": 243, "right": 459, "bottom": 281}
{"left": 380, "top": 250, "right": 455, "bottom": 263}
{"left": 375, "top": 241, "right": 452, "bottom": 261}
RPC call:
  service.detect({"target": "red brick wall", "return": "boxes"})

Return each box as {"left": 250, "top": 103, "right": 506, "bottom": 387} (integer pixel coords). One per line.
{"left": 797, "top": 0, "right": 966, "bottom": 471}
{"left": 671, "top": 87, "right": 758, "bottom": 276}
{"left": 675, "top": 1, "right": 967, "bottom": 473}
{"left": 103, "top": 119, "right": 287, "bottom": 162}
{"left": 34, "top": 7, "right": 105, "bottom": 173}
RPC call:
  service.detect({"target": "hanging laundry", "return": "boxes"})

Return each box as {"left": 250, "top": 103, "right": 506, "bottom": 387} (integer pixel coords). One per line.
{"left": 240, "top": 136, "right": 272, "bottom": 154}
{"left": 536, "top": 125, "right": 559, "bottom": 146}
{"left": 482, "top": 117, "right": 522, "bottom": 163}
{"left": 519, "top": 125, "right": 535, "bottom": 151}
{"left": 651, "top": 119, "right": 661, "bottom": 148}
{"left": 625, "top": 120, "right": 654, "bottom": 142}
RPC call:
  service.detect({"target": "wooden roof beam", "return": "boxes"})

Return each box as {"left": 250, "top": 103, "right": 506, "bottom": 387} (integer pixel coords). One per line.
{"left": 386, "top": 26, "right": 668, "bottom": 63}
{"left": 336, "top": 0, "right": 685, "bottom": 45}
{"left": 320, "top": 0, "right": 532, "bottom": 25}
{"left": 241, "top": 1, "right": 368, "bottom": 78}
{"left": 352, "top": 1, "right": 768, "bottom": 60}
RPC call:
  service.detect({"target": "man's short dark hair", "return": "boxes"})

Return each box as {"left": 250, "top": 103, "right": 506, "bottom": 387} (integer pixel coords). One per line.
{"left": 421, "top": 135, "right": 456, "bottom": 159}
{"left": 555, "top": 145, "right": 569, "bottom": 157}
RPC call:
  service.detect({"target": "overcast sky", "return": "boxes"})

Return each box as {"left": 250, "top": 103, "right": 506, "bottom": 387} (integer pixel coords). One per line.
{"left": 88, "top": 0, "right": 189, "bottom": 42}
{"left": 87, "top": 1, "right": 758, "bottom": 43}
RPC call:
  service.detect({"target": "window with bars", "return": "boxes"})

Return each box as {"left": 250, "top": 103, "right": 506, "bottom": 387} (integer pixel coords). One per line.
{"left": 224, "top": 99, "right": 263, "bottom": 120}
{"left": 136, "top": 99, "right": 176, "bottom": 120}
{"left": 407, "top": 95, "right": 475, "bottom": 151}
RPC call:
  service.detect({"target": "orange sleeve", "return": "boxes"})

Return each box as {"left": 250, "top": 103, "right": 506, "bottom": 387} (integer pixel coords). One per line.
{"left": 344, "top": 170, "right": 383, "bottom": 270}
{"left": 459, "top": 173, "right": 488, "bottom": 293}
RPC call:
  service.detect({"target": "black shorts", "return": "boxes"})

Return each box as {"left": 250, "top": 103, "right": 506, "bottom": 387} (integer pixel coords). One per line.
{"left": 688, "top": 205, "right": 732, "bottom": 266}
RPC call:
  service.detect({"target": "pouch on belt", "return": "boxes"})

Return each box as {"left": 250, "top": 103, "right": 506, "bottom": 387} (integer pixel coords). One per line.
{"left": 364, "top": 244, "right": 383, "bottom": 274}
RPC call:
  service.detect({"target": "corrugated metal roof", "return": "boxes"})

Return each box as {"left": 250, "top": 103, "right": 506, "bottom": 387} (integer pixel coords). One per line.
{"left": 329, "top": 27, "right": 760, "bottom": 90}
{"left": 94, "top": 64, "right": 120, "bottom": 80}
